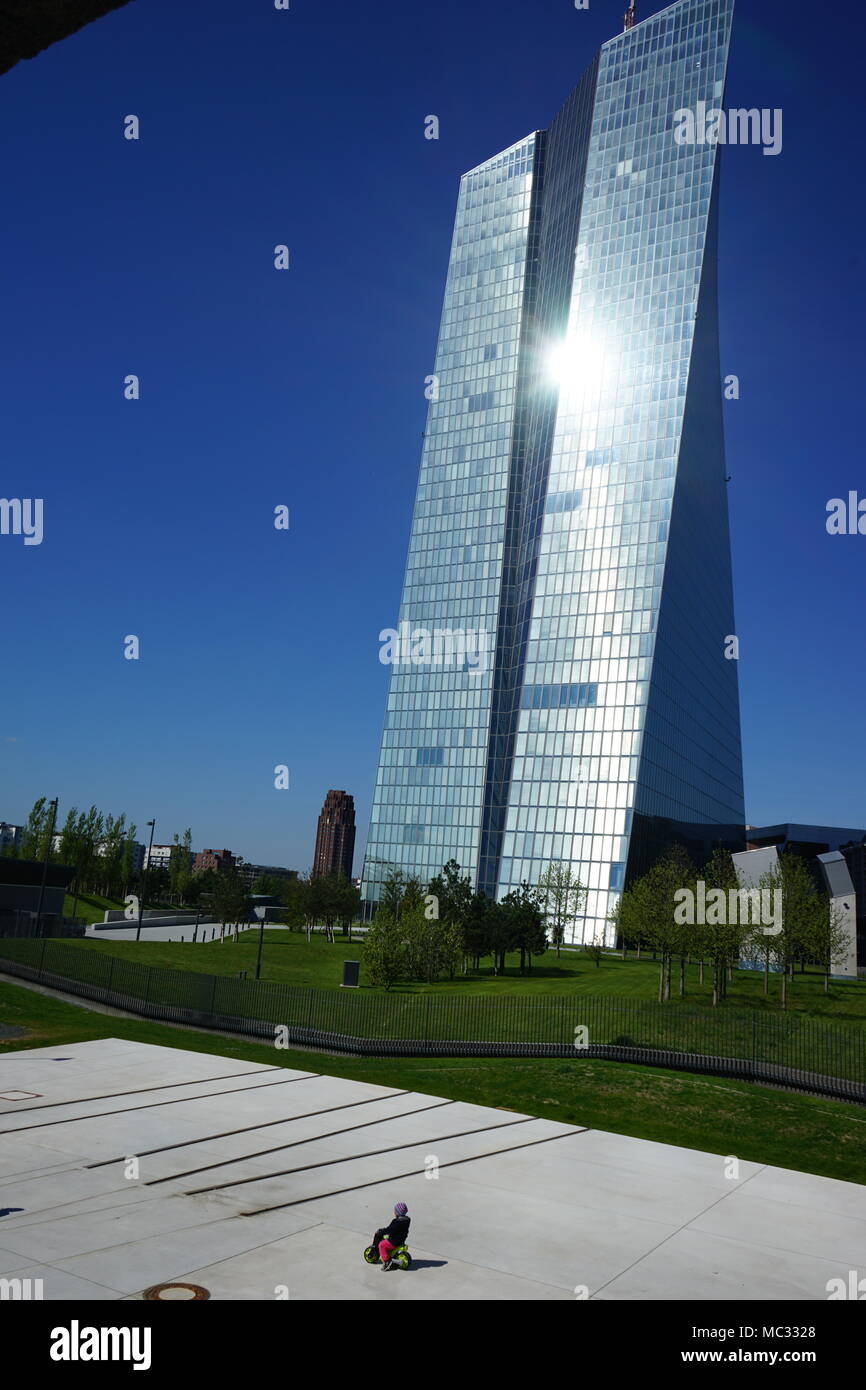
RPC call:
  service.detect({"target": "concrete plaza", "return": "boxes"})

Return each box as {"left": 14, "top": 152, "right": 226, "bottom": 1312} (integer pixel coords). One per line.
{"left": 0, "top": 1039, "right": 863, "bottom": 1300}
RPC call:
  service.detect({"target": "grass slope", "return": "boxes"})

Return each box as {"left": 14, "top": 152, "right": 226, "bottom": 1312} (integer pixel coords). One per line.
{"left": 54, "top": 931, "right": 866, "bottom": 1023}
{"left": 0, "top": 979, "right": 864, "bottom": 1186}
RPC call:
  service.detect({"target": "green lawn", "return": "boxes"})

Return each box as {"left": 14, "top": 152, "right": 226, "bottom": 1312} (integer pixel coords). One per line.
{"left": 53, "top": 930, "right": 866, "bottom": 1024}
{"left": 63, "top": 892, "right": 124, "bottom": 925}
{"left": 0, "top": 978, "right": 863, "bottom": 1186}
{"left": 63, "top": 893, "right": 167, "bottom": 925}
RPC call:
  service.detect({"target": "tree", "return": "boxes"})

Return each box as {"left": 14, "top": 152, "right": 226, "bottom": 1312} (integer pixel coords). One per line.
{"left": 428, "top": 859, "right": 472, "bottom": 925}
{"left": 169, "top": 829, "right": 193, "bottom": 905}
{"left": 185, "top": 867, "right": 219, "bottom": 908}
{"left": 427, "top": 859, "right": 475, "bottom": 971}
{"left": 210, "top": 870, "right": 249, "bottom": 941}
{"left": 334, "top": 874, "right": 361, "bottom": 939}
{"left": 697, "top": 848, "right": 747, "bottom": 1007}
{"left": 401, "top": 902, "right": 463, "bottom": 984}
{"left": 253, "top": 873, "right": 290, "bottom": 898}
{"left": 583, "top": 934, "right": 604, "bottom": 968}
{"left": 18, "top": 797, "right": 54, "bottom": 862}
{"left": 609, "top": 887, "right": 646, "bottom": 959}
{"left": 99, "top": 813, "right": 129, "bottom": 899}
{"left": 380, "top": 870, "right": 407, "bottom": 916}
{"left": 537, "top": 861, "right": 586, "bottom": 957}
{"left": 302, "top": 872, "right": 323, "bottom": 940}
{"left": 57, "top": 806, "right": 83, "bottom": 915}
{"left": 441, "top": 919, "right": 464, "bottom": 980}
{"left": 403, "top": 900, "right": 438, "bottom": 983}
{"left": 363, "top": 905, "right": 407, "bottom": 989}
{"left": 620, "top": 844, "right": 696, "bottom": 1001}
{"left": 807, "top": 897, "right": 853, "bottom": 995}
{"left": 463, "top": 890, "right": 496, "bottom": 970}
{"left": 499, "top": 881, "right": 547, "bottom": 975}
{"left": 58, "top": 806, "right": 104, "bottom": 915}
{"left": 119, "top": 823, "right": 138, "bottom": 897}
{"left": 82, "top": 807, "right": 105, "bottom": 893}
{"left": 487, "top": 896, "right": 515, "bottom": 975}
{"left": 277, "top": 875, "right": 309, "bottom": 931}
{"left": 313, "top": 872, "right": 357, "bottom": 943}
{"left": 745, "top": 852, "right": 835, "bottom": 1008}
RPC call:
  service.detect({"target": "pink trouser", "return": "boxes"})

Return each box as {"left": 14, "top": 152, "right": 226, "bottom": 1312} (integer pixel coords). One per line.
{"left": 378, "top": 1239, "right": 396, "bottom": 1262}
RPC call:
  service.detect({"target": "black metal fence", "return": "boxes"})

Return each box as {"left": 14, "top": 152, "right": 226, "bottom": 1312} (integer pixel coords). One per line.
{"left": 1, "top": 937, "right": 863, "bottom": 1103}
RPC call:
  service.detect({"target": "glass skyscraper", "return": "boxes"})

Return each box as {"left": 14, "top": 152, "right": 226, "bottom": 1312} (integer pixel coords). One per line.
{"left": 363, "top": 0, "right": 744, "bottom": 944}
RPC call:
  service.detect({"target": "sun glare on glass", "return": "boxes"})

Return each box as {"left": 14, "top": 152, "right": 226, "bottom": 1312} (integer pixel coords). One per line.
{"left": 546, "top": 331, "right": 608, "bottom": 400}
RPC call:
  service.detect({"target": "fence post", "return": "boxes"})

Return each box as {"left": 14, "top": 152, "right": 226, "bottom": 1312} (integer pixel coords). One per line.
{"left": 38, "top": 936, "right": 47, "bottom": 978}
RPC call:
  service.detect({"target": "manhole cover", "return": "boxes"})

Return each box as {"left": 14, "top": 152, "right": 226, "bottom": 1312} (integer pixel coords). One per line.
{"left": 0, "top": 1091, "right": 41, "bottom": 1101}
{"left": 143, "top": 1282, "right": 210, "bottom": 1301}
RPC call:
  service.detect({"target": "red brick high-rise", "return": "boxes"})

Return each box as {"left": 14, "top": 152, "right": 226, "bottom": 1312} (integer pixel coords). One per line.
{"left": 313, "top": 791, "right": 356, "bottom": 879}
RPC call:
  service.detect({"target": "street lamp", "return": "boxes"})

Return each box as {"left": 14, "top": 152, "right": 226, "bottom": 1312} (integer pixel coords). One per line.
{"left": 136, "top": 819, "right": 156, "bottom": 942}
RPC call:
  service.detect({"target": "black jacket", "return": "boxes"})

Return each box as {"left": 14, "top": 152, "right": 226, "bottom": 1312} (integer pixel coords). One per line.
{"left": 383, "top": 1215, "right": 410, "bottom": 1246}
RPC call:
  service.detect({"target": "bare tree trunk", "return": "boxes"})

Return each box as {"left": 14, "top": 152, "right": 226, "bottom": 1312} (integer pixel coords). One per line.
{"left": 699, "top": 960, "right": 705, "bottom": 986}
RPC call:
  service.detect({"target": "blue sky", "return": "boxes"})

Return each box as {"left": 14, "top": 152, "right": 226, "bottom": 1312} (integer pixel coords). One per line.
{"left": 1, "top": 0, "right": 864, "bottom": 872}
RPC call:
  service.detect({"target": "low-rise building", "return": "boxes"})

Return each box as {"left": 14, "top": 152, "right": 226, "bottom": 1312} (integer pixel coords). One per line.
{"left": 193, "top": 848, "right": 237, "bottom": 875}
{"left": 143, "top": 844, "right": 175, "bottom": 873}
{"left": 0, "top": 822, "right": 23, "bottom": 853}
{"left": 742, "top": 824, "right": 866, "bottom": 974}
{"left": 236, "top": 862, "right": 297, "bottom": 891}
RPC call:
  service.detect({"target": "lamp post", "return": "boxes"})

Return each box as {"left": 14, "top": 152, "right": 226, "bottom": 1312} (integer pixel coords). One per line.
{"left": 136, "top": 819, "right": 156, "bottom": 942}
{"left": 34, "top": 798, "right": 58, "bottom": 938}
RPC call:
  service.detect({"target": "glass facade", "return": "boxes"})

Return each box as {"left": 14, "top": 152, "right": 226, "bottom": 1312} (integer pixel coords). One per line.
{"left": 363, "top": 0, "right": 743, "bottom": 943}
{"left": 362, "top": 133, "right": 541, "bottom": 895}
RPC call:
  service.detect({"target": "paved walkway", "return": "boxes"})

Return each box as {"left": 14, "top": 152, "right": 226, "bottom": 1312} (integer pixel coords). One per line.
{"left": 0, "top": 1039, "right": 863, "bottom": 1300}
{"left": 85, "top": 920, "right": 244, "bottom": 943}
